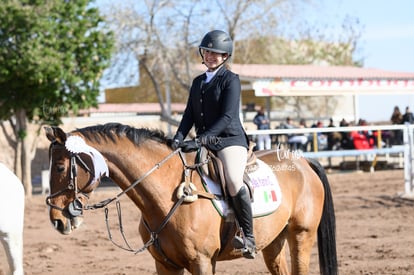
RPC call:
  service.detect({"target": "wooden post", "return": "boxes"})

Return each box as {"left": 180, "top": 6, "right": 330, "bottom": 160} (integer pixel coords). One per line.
{"left": 377, "top": 129, "right": 382, "bottom": 148}
{"left": 313, "top": 132, "right": 318, "bottom": 152}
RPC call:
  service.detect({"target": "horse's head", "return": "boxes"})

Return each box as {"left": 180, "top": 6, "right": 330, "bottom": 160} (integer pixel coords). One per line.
{"left": 44, "top": 126, "right": 108, "bottom": 234}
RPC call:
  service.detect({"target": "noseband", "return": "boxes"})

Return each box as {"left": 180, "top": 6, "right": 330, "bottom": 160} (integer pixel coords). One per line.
{"left": 46, "top": 142, "right": 96, "bottom": 217}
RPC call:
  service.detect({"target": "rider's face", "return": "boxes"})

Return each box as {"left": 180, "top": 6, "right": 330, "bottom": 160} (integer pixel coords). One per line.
{"left": 202, "top": 50, "right": 227, "bottom": 71}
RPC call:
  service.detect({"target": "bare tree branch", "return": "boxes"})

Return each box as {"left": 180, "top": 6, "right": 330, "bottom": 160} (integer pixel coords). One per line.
{"left": 99, "top": 0, "right": 362, "bottom": 121}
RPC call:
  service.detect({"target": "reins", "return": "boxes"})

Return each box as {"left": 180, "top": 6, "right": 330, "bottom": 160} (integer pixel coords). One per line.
{"left": 86, "top": 147, "right": 214, "bottom": 260}
{"left": 87, "top": 148, "right": 214, "bottom": 211}
{"left": 85, "top": 148, "right": 182, "bottom": 211}
{"left": 89, "top": 148, "right": 183, "bottom": 255}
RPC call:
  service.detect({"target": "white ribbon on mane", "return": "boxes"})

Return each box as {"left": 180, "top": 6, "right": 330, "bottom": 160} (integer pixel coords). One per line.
{"left": 65, "top": 135, "right": 109, "bottom": 184}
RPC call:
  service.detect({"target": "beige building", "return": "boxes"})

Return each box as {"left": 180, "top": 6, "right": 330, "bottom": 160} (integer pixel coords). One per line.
{"left": 103, "top": 64, "right": 414, "bottom": 125}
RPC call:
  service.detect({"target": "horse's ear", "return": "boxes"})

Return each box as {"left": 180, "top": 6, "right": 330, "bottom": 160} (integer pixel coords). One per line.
{"left": 44, "top": 126, "right": 55, "bottom": 142}
{"left": 44, "top": 126, "right": 67, "bottom": 144}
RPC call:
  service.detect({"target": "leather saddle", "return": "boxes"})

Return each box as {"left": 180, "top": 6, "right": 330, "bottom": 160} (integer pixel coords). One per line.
{"left": 198, "top": 142, "right": 258, "bottom": 200}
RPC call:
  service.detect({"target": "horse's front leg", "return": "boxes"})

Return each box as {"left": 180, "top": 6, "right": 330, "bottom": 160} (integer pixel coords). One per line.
{"left": 1, "top": 232, "right": 24, "bottom": 275}
{"left": 155, "top": 254, "right": 216, "bottom": 275}
{"left": 188, "top": 255, "right": 216, "bottom": 275}
{"left": 155, "top": 260, "right": 185, "bottom": 275}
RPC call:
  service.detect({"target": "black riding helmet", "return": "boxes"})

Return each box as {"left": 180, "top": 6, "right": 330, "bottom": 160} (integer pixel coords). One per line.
{"left": 199, "top": 30, "right": 233, "bottom": 59}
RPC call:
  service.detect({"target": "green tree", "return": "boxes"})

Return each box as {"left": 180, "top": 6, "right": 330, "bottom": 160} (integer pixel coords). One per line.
{"left": 0, "top": 0, "right": 114, "bottom": 196}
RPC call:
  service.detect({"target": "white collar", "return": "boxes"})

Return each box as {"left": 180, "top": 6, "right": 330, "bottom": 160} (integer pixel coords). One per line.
{"left": 205, "top": 67, "right": 221, "bottom": 83}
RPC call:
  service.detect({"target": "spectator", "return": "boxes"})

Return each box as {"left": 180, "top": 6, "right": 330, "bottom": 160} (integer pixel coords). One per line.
{"left": 402, "top": 106, "right": 414, "bottom": 124}
{"left": 339, "top": 118, "right": 349, "bottom": 127}
{"left": 280, "top": 117, "right": 294, "bottom": 130}
{"left": 280, "top": 117, "right": 308, "bottom": 151}
{"left": 327, "top": 118, "right": 342, "bottom": 150}
{"left": 339, "top": 118, "right": 353, "bottom": 149}
{"left": 253, "top": 106, "right": 271, "bottom": 150}
{"left": 350, "top": 119, "right": 374, "bottom": 149}
{"left": 298, "top": 118, "right": 311, "bottom": 151}
{"left": 310, "top": 121, "right": 327, "bottom": 151}
{"left": 390, "top": 106, "right": 403, "bottom": 145}
{"left": 391, "top": 106, "right": 403, "bottom": 124}
{"left": 277, "top": 117, "right": 294, "bottom": 147}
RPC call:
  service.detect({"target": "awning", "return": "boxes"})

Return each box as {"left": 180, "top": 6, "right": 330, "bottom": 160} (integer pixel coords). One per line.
{"left": 252, "top": 79, "right": 414, "bottom": 96}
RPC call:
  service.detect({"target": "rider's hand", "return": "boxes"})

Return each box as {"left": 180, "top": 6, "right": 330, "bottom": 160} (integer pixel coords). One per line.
{"left": 181, "top": 139, "right": 201, "bottom": 153}
{"left": 171, "top": 133, "right": 184, "bottom": 150}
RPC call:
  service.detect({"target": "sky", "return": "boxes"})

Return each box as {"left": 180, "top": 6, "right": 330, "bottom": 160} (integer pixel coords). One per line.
{"left": 319, "top": 0, "right": 414, "bottom": 122}
{"left": 97, "top": 0, "right": 414, "bottom": 123}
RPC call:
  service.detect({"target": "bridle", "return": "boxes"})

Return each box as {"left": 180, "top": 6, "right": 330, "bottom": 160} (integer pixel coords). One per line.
{"left": 46, "top": 139, "right": 184, "bottom": 218}
{"left": 46, "top": 141, "right": 96, "bottom": 217}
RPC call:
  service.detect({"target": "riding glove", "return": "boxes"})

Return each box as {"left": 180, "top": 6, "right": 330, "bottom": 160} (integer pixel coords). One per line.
{"left": 171, "top": 133, "right": 184, "bottom": 150}
{"left": 181, "top": 139, "right": 201, "bottom": 152}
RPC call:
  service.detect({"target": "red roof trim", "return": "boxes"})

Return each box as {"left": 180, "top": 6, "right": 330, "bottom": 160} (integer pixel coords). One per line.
{"left": 194, "top": 64, "right": 414, "bottom": 79}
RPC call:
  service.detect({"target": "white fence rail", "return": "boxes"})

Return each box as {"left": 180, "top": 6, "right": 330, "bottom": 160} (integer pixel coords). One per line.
{"left": 246, "top": 124, "right": 414, "bottom": 196}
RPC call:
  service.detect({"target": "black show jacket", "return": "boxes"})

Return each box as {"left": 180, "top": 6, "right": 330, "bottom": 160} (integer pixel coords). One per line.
{"left": 176, "top": 66, "right": 249, "bottom": 151}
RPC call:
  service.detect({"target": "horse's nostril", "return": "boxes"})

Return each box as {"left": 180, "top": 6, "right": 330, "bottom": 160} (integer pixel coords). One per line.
{"left": 52, "top": 218, "right": 72, "bottom": 235}
{"left": 52, "top": 219, "right": 64, "bottom": 232}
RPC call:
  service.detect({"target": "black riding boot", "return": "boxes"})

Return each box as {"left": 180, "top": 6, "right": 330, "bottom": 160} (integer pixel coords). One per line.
{"left": 231, "top": 186, "right": 256, "bottom": 259}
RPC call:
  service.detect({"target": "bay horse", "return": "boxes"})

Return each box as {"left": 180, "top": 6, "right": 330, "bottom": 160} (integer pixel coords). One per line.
{"left": 0, "top": 162, "right": 25, "bottom": 275}
{"left": 45, "top": 123, "right": 337, "bottom": 275}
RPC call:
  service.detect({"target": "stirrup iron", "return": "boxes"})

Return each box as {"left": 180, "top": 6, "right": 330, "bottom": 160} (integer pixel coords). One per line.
{"left": 233, "top": 228, "right": 256, "bottom": 259}
{"left": 233, "top": 227, "right": 246, "bottom": 249}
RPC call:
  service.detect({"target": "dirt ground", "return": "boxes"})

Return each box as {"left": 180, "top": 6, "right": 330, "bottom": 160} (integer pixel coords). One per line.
{"left": 1, "top": 169, "right": 414, "bottom": 275}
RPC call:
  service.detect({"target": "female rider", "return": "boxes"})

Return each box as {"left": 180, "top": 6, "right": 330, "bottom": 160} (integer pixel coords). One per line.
{"left": 172, "top": 30, "right": 256, "bottom": 259}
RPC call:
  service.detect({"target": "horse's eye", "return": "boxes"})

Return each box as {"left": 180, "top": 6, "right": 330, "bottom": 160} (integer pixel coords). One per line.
{"left": 56, "top": 164, "right": 65, "bottom": 173}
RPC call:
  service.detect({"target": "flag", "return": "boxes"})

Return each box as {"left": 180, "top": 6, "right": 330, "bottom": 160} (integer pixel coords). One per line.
{"left": 263, "top": 189, "right": 277, "bottom": 203}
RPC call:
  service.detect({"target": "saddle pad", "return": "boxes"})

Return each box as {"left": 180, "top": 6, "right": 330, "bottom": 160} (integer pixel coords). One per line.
{"left": 201, "top": 159, "right": 282, "bottom": 218}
